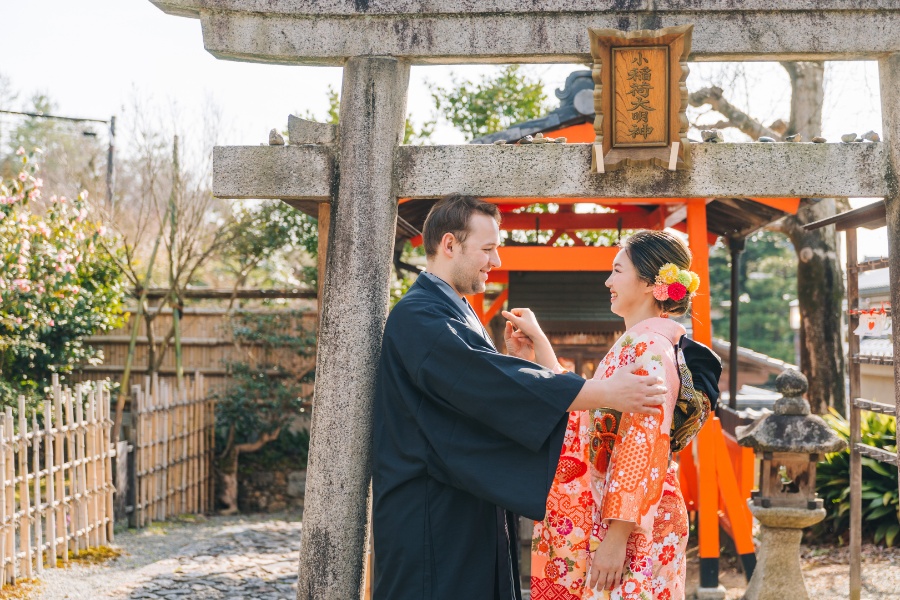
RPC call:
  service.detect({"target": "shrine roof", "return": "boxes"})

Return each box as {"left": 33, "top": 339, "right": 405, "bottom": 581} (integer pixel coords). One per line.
{"left": 393, "top": 70, "right": 807, "bottom": 242}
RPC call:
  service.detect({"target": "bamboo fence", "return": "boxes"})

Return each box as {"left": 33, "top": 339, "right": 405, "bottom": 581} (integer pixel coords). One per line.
{"left": 73, "top": 307, "right": 317, "bottom": 392}
{"left": 132, "top": 373, "right": 215, "bottom": 527}
{"left": 0, "top": 377, "right": 115, "bottom": 585}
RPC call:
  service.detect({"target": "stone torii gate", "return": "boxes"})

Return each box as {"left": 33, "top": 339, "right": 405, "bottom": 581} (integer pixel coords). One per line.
{"left": 150, "top": 2, "right": 900, "bottom": 598}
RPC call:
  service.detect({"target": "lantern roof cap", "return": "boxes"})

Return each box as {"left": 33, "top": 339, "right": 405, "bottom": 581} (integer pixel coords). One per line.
{"left": 736, "top": 369, "right": 846, "bottom": 454}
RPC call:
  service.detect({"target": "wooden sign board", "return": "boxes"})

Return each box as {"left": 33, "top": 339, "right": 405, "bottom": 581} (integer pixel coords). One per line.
{"left": 590, "top": 25, "right": 692, "bottom": 172}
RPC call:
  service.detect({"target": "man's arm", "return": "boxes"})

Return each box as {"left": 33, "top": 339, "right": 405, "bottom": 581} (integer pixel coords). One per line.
{"left": 568, "top": 366, "right": 667, "bottom": 414}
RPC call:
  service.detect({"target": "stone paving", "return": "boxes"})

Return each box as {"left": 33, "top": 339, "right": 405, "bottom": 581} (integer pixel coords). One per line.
{"left": 109, "top": 521, "right": 300, "bottom": 600}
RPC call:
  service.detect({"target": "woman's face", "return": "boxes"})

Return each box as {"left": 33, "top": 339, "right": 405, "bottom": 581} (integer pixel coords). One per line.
{"left": 605, "top": 248, "right": 655, "bottom": 318}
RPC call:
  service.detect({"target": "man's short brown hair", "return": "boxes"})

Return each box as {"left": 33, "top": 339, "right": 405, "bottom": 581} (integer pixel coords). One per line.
{"left": 422, "top": 194, "right": 501, "bottom": 258}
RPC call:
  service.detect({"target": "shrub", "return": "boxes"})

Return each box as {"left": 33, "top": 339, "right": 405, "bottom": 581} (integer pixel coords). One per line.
{"left": 812, "top": 408, "right": 899, "bottom": 546}
{"left": 0, "top": 149, "right": 125, "bottom": 408}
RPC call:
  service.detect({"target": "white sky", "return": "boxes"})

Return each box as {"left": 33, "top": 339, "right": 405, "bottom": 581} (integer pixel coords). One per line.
{"left": 0, "top": 0, "right": 890, "bottom": 259}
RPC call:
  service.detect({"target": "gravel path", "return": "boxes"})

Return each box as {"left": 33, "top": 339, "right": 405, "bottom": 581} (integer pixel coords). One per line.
{"left": 22, "top": 512, "right": 900, "bottom": 599}
{"left": 685, "top": 543, "right": 900, "bottom": 600}
{"left": 32, "top": 513, "right": 302, "bottom": 600}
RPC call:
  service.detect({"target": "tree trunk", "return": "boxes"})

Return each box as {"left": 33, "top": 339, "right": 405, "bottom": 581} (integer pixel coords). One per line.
{"left": 780, "top": 199, "right": 847, "bottom": 415}
{"left": 778, "top": 62, "right": 847, "bottom": 414}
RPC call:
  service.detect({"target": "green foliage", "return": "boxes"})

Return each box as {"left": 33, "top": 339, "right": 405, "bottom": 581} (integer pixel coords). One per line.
{"left": 219, "top": 200, "right": 318, "bottom": 290}
{"left": 238, "top": 428, "right": 311, "bottom": 472}
{"left": 0, "top": 151, "right": 126, "bottom": 408}
{"left": 430, "top": 65, "right": 550, "bottom": 140}
{"left": 214, "top": 310, "right": 316, "bottom": 458}
{"left": 708, "top": 230, "right": 797, "bottom": 362}
{"left": 811, "top": 409, "right": 899, "bottom": 546}
{"left": 297, "top": 85, "right": 434, "bottom": 145}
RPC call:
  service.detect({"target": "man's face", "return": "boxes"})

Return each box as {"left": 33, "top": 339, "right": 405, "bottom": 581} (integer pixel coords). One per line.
{"left": 449, "top": 213, "right": 502, "bottom": 295}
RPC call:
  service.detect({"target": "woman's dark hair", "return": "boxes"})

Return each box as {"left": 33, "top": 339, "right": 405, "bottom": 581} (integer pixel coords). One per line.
{"left": 620, "top": 230, "right": 694, "bottom": 317}
{"left": 422, "top": 194, "right": 501, "bottom": 257}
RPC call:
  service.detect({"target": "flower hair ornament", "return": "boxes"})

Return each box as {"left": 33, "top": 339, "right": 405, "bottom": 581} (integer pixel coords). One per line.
{"left": 653, "top": 263, "right": 701, "bottom": 302}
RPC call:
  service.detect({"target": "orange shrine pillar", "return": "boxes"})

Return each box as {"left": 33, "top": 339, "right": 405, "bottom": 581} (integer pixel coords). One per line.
{"left": 687, "top": 200, "right": 756, "bottom": 593}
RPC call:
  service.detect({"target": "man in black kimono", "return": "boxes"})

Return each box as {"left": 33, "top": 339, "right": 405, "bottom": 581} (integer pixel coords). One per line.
{"left": 373, "top": 194, "right": 668, "bottom": 600}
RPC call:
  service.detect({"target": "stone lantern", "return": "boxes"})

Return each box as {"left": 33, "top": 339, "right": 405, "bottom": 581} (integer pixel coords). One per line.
{"left": 736, "top": 369, "right": 846, "bottom": 600}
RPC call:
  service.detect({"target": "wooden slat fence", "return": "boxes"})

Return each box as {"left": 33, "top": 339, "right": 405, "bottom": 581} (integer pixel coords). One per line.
{"left": 0, "top": 376, "right": 115, "bottom": 585}
{"left": 132, "top": 373, "right": 215, "bottom": 527}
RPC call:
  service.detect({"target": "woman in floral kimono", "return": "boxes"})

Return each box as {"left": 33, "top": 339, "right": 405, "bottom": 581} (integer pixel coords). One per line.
{"left": 504, "top": 230, "right": 708, "bottom": 600}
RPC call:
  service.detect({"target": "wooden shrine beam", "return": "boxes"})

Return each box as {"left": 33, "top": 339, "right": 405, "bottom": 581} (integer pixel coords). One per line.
{"left": 213, "top": 143, "right": 888, "bottom": 201}
{"left": 152, "top": 1, "right": 900, "bottom": 63}
{"left": 494, "top": 246, "right": 619, "bottom": 271}
{"left": 499, "top": 211, "right": 657, "bottom": 231}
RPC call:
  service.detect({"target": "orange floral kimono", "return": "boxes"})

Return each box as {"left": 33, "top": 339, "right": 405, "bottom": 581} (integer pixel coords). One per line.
{"left": 532, "top": 317, "right": 690, "bottom": 600}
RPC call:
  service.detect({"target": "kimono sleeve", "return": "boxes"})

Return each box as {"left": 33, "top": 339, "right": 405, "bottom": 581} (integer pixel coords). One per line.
{"left": 598, "top": 346, "right": 676, "bottom": 534}
{"left": 413, "top": 320, "right": 585, "bottom": 452}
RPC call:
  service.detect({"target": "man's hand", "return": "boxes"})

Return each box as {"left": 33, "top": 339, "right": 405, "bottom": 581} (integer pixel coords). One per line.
{"left": 569, "top": 364, "right": 666, "bottom": 413}
{"left": 588, "top": 522, "right": 632, "bottom": 592}
{"left": 504, "top": 321, "right": 535, "bottom": 361}
{"left": 603, "top": 364, "right": 667, "bottom": 414}
{"left": 501, "top": 308, "right": 548, "bottom": 344}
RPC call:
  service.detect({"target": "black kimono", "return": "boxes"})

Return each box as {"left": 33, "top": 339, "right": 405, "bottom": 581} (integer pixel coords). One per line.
{"left": 373, "top": 275, "right": 585, "bottom": 600}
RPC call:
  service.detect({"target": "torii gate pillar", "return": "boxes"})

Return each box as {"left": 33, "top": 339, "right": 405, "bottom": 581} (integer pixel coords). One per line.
{"left": 297, "top": 57, "right": 410, "bottom": 600}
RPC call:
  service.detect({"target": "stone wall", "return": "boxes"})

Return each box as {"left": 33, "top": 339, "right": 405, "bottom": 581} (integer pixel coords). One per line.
{"left": 238, "top": 463, "right": 307, "bottom": 514}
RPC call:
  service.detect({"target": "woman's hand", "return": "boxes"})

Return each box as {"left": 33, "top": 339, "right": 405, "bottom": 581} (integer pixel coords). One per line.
{"left": 504, "top": 320, "right": 535, "bottom": 361}
{"left": 588, "top": 521, "right": 633, "bottom": 592}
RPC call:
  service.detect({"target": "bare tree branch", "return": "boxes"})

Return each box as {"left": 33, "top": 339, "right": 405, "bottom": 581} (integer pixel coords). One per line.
{"left": 689, "top": 86, "right": 781, "bottom": 140}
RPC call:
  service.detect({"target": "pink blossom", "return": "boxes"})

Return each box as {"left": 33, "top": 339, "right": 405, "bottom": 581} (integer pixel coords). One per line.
{"left": 653, "top": 282, "right": 669, "bottom": 301}
{"left": 48, "top": 319, "right": 54, "bottom": 327}
{"left": 12, "top": 279, "right": 30, "bottom": 293}
{"left": 97, "top": 226, "right": 106, "bottom": 236}
{"left": 18, "top": 172, "right": 27, "bottom": 182}
{"left": 33, "top": 178, "right": 43, "bottom": 188}
{"left": 76, "top": 208, "right": 87, "bottom": 222}
{"left": 15, "top": 147, "right": 25, "bottom": 156}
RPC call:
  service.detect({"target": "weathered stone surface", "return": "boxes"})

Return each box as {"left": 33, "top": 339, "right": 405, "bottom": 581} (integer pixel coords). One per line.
{"left": 213, "top": 145, "right": 334, "bottom": 200}
{"left": 879, "top": 54, "right": 900, "bottom": 425}
{"left": 701, "top": 129, "right": 723, "bottom": 143}
{"left": 287, "top": 115, "right": 338, "bottom": 145}
{"left": 150, "top": 1, "right": 900, "bottom": 63}
{"left": 775, "top": 368, "right": 808, "bottom": 401}
{"left": 215, "top": 142, "right": 889, "bottom": 200}
{"left": 150, "top": 1, "right": 900, "bottom": 17}
{"left": 737, "top": 369, "right": 846, "bottom": 454}
{"left": 394, "top": 142, "right": 890, "bottom": 199}
{"left": 286, "top": 470, "right": 306, "bottom": 497}
{"left": 862, "top": 129, "right": 881, "bottom": 142}
{"left": 269, "top": 128, "right": 285, "bottom": 145}
{"left": 111, "top": 520, "right": 303, "bottom": 599}
{"left": 296, "top": 56, "right": 410, "bottom": 600}
{"left": 743, "top": 506, "right": 827, "bottom": 600}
